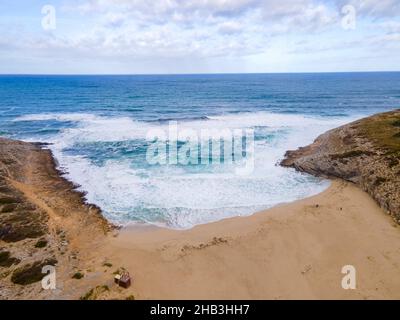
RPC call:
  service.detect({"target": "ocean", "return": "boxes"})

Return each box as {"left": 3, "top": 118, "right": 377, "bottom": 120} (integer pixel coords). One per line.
{"left": 0, "top": 72, "right": 399, "bottom": 229}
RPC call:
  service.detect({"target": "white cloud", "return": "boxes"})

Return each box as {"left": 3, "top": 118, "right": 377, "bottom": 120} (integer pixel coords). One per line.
{"left": 0, "top": 0, "right": 399, "bottom": 73}
{"left": 334, "top": 0, "right": 400, "bottom": 18}
{"left": 378, "top": 20, "right": 400, "bottom": 33}
{"left": 37, "top": 0, "right": 342, "bottom": 59}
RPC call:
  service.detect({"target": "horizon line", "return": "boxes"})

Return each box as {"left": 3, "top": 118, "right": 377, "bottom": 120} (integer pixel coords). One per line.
{"left": 0, "top": 71, "right": 400, "bottom": 77}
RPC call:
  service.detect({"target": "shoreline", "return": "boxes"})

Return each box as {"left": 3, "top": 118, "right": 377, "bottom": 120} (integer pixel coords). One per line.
{"left": 120, "top": 179, "right": 332, "bottom": 233}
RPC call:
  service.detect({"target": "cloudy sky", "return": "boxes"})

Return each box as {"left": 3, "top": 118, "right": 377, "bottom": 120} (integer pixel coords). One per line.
{"left": 0, "top": 0, "right": 399, "bottom": 74}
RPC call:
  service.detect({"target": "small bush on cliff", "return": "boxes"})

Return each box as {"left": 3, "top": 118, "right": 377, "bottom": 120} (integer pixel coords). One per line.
{"left": 0, "top": 203, "right": 17, "bottom": 213}
{"left": 387, "top": 157, "right": 399, "bottom": 168}
{"left": 80, "top": 285, "right": 109, "bottom": 300}
{"left": 35, "top": 239, "right": 48, "bottom": 248}
{"left": 392, "top": 120, "right": 400, "bottom": 127}
{"left": 72, "top": 272, "right": 84, "bottom": 279}
{"left": 0, "top": 250, "right": 20, "bottom": 267}
{"left": 0, "top": 196, "right": 18, "bottom": 205}
{"left": 374, "top": 177, "right": 387, "bottom": 187}
{"left": 0, "top": 208, "right": 47, "bottom": 242}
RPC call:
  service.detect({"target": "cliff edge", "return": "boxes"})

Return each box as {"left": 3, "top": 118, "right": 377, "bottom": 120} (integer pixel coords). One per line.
{"left": 0, "top": 138, "right": 110, "bottom": 299}
{"left": 281, "top": 109, "right": 400, "bottom": 223}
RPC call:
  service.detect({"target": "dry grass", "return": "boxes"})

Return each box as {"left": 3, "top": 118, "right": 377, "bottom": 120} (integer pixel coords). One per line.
{"left": 355, "top": 110, "right": 400, "bottom": 155}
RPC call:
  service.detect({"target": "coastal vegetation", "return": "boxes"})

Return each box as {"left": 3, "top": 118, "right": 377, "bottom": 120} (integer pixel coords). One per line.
{"left": 72, "top": 272, "right": 84, "bottom": 280}
{"left": 80, "top": 285, "right": 110, "bottom": 300}
{"left": 0, "top": 251, "right": 20, "bottom": 268}
{"left": 34, "top": 239, "right": 48, "bottom": 248}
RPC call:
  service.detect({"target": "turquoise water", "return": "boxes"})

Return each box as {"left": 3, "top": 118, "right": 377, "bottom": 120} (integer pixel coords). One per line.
{"left": 1, "top": 73, "right": 399, "bottom": 228}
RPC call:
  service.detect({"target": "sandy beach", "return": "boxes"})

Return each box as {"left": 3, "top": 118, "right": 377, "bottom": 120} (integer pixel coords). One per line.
{"left": 71, "top": 180, "right": 400, "bottom": 300}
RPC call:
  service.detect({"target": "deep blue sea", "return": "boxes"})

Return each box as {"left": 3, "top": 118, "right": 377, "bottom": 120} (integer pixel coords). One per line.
{"left": 1, "top": 73, "right": 399, "bottom": 228}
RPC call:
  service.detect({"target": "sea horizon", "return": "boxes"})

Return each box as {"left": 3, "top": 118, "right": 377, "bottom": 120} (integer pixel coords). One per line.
{"left": 1, "top": 70, "right": 400, "bottom": 76}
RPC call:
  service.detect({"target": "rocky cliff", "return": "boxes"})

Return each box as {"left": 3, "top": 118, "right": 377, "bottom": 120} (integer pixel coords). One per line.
{"left": 0, "top": 138, "right": 110, "bottom": 299}
{"left": 281, "top": 109, "right": 400, "bottom": 223}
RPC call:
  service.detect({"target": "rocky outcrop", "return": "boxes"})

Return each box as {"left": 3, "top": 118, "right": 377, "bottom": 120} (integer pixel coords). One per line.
{"left": 0, "top": 138, "right": 110, "bottom": 299}
{"left": 281, "top": 110, "right": 400, "bottom": 223}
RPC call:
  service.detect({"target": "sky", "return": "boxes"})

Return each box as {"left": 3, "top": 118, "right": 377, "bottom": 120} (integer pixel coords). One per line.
{"left": 0, "top": 0, "right": 399, "bottom": 74}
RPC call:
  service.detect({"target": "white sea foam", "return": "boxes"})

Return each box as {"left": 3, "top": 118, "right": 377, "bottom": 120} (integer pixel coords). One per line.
{"left": 17, "top": 111, "right": 359, "bottom": 229}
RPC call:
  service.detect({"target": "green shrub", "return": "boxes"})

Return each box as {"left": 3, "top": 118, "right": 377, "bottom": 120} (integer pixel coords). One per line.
{"left": 0, "top": 196, "right": 18, "bottom": 205}
{"left": 392, "top": 120, "right": 400, "bottom": 127}
{"left": 35, "top": 239, "right": 48, "bottom": 248}
{"left": 374, "top": 176, "right": 387, "bottom": 187}
{"left": 0, "top": 250, "right": 20, "bottom": 267}
{"left": 0, "top": 204, "right": 17, "bottom": 213}
{"left": 72, "top": 272, "right": 84, "bottom": 280}
{"left": 80, "top": 285, "right": 109, "bottom": 300}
